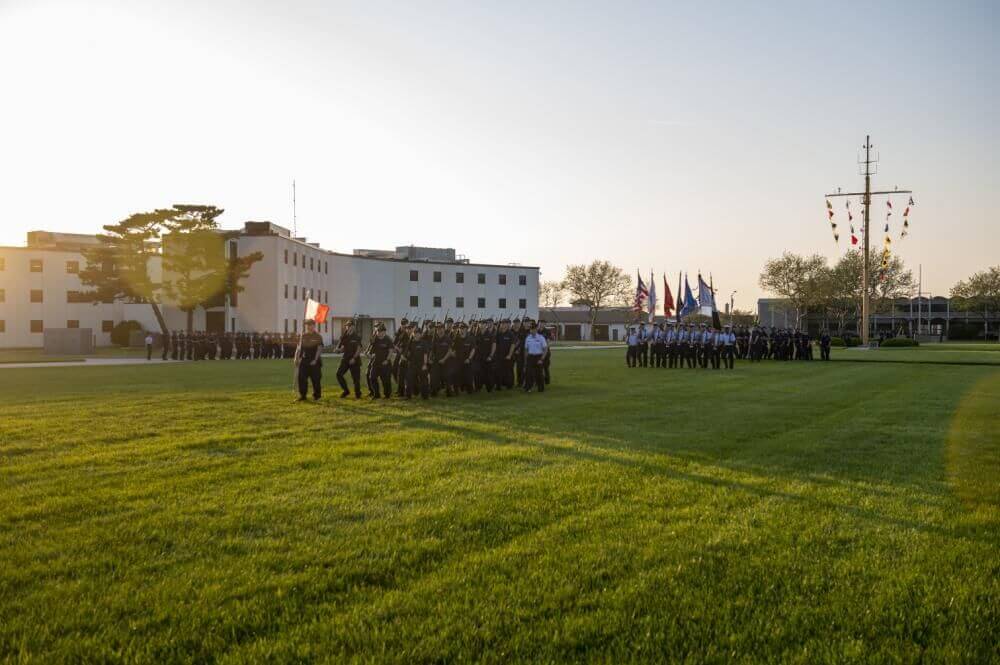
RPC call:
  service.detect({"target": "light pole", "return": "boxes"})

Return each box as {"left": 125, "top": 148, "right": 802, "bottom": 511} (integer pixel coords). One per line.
{"left": 730, "top": 291, "right": 737, "bottom": 324}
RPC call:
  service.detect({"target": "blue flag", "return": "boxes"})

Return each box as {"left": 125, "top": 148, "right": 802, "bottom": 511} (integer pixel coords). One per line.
{"left": 679, "top": 275, "right": 698, "bottom": 318}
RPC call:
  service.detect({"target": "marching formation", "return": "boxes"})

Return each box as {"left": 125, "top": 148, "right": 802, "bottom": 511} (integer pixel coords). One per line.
{"left": 624, "top": 322, "right": 833, "bottom": 368}
{"left": 294, "top": 317, "right": 552, "bottom": 402}
{"left": 153, "top": 331, "right": 299, "bottom": 361}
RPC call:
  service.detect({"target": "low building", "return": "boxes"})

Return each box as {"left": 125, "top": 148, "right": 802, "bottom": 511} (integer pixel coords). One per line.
{"left": 540, "top": 306, "right": 661, "bottom": 342}
{"left": 0, "top": 223, "right": 540, "bottom": 348}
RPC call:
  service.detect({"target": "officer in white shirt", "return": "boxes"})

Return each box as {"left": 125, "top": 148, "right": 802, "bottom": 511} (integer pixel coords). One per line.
{"left": 145, "top": 333, "right": 154, "bottom": 361}
{"left": 721, "top": 324, "right": 737, "bottom": 369}
{"left": 626, "top": 328, "right": 640, "bottom": 367}
{"left": 522, "top": 321, "right": 549, "bottom": 393}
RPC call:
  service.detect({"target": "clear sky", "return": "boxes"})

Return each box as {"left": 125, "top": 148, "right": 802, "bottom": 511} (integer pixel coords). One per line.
{"left": 1, "top": 0, "right": 997, "bottom": 308}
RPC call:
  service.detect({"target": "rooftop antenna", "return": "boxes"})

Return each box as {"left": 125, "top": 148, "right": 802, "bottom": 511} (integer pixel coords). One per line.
{"left": 292, "top": 180, "right": 297, "bottom": 238}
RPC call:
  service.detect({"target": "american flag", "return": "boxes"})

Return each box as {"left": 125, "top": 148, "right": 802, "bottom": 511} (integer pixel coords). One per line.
{"left": 634, "top": 271, "right": 648, "bottom": 314}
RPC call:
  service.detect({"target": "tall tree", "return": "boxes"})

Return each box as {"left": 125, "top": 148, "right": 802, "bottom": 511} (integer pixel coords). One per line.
{"left": 950, "top": 266, "right": 1000, "bottom": 340}
{"left": 758, "top": 252, "right": 828, "bottom": 327}
{"left": 78, "top": 209, "right": 175, "bottom": 335}
{"left": 562, "top": 260, "right": 631, "bottom": 329}
{"left": 161, "top": 205, "right": 262, "bottom": 332}
{"left": 539, "top": 280, "right": 565, "bottom": 308}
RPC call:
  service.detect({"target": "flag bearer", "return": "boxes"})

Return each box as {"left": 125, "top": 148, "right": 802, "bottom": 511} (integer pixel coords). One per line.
{"left": 294, "top": 320, "right": 324, "bottom": 402}
{"left": 638, "top": 323, "right": 650, "bottom": 367}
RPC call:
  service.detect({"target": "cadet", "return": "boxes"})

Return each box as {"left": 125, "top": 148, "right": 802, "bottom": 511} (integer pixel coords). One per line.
{"left": 721, "top": 324, "right": 737, "bottom": 369}
{"left": 626, "top": 327, "right": 639, "bottom": 367}
{"left": 405, "top": 326, "right": 430, "bottom": 399}
{"left": 819, "top": 329, "right": 832, "bottom": 361}
{"left": 335, "top": 320, "right": 363, "bottom": 399}
{"left": 391, "top": 318, "right": 409, "bottom": 395}
{"left": 522, "top": 320, "right": 549, "bottom": 393}
{"left": 430, "top": 323, "right": 454, "bottom": 397}
{"left": 491, "top": 319, "right": 517, "bottom": 389}
{"left": 366, "top": 324, "right": 394, "bottom": 399}
{"left": 638, "top": 323, "right": 650, "bottom": 368}
{"left": 294, "top": 320, "right": 324, "bottom": 402}
{"left": 476, "top": 319, "right": 496, "bottom": 392}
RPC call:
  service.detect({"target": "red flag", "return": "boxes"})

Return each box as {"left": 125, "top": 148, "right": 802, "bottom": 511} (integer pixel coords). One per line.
{"left": 851, "top": 234, "right": 859, "bottom": 245}
{"left": 662, "top": 274, "right": 674, "bottom": 317}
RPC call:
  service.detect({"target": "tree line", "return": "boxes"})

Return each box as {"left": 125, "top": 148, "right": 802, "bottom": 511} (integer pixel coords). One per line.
{"left": 79, "top": 205, "right": 262, "bottom": 335}
{"left": 758, "top": 250, "right": 1000, "bottom": 336}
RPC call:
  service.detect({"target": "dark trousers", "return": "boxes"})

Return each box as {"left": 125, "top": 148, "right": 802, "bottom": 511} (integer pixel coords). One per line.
{"left": 542, "top": 353, "right": 551, "bottom": 384}
{"left": 626, "top": 346, "right": 638, "bottom": 367}
{"left": 515, "top": 353, "right": 526, "bottom": 387}
{"left": 640, "top": 343, "right": 649, "bottom": 367}
{"left": 494, "top": 357, "right": 514, "bottom": 389}
{"left": 430, "top": 362, "right": 451, "bottom": 396}
{"left": 524, "top": 354, "right": 545, "bottom": 392}
{"left": 161, "top": 343, "right": 168, "bottom": 361}
{"left": 336, "top": 359, "right": 362, "bottom": 396}
{"left": 370, "top": 360, "right": 392, "bottom": 397}
{"left": 146, "top": 344, "right": 152, "bottom": 361}
{"left": 478, "top": 359, "right": 493, "bottom": 392}
{"left": 298, "top": 363, "right": 322, "bottom": 399}
{"left": 710, "top": 346, "right": 721, "bottom": 369}
{"left": 723, "top": 345, "right": 735, "bottom": 369}
{"left": 687, "top": 344, "right": 697, "bottom": 368}
{"left": 406, "top": 363, "right": 429, "bottom": 398}
{"left": 668, "top": 344, "right": 678, "bottom": 368}
{"left": 396, "top": 360, "right": 409, "bottom": 396}
{"left": 821, "top": 344, "right": 831, "bottom": 361}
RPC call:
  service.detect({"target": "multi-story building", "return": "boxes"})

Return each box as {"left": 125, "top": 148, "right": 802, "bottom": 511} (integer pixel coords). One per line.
{"left": 0, "top": 222, "right": 540, "bottom": 348}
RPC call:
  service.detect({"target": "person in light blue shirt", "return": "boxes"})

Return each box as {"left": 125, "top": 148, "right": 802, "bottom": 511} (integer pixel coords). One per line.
{"left": 626, "top": 328, "right": 639, "bottom": 367}
{"left": 522, "top": 321, "right": 549, "bottom": 393}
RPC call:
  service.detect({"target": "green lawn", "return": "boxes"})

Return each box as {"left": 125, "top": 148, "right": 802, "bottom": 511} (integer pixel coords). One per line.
{"left": 1, "top": 350, "right": 998, "bottom": 662}
{"left": 0, "top": 346, "right": 147, "bottom": 364}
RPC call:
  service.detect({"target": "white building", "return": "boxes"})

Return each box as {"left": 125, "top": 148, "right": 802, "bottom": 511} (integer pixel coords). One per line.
{"left": 0, "top": 223, "right": 540, "bottom": 348}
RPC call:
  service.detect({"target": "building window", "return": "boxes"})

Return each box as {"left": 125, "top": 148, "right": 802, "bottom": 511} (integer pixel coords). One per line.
{"left": 30, "top": 289, "right": 43, "bottom": 303}
{"left": 284, "top": 249, "right": 288, "bottom": 264}
{"left": 477, "top": 297, "right": 486, "bottom": 308}
{"left": 30, "top": 259, "right": 43, "bottom": 273}
{"left": 519, "top": 298, "right": 527, "bottom": 309}
{"left": 324, "top": 261, "right": 328, "bottom": 274}
{"left": 284, "top": 319, "right": 288, "bottom": 333}
{"left": 66, "top": 260, "right": 79, "bottom": 274}
{"left": 67, "top": 320, "right": 79, "bottom": 329}
{"left": 456, "top": 272, "right": 464, "bottom": 284}
{"left": 66, "top": 290, "right": 89, "bottom": 303}
{"left": 293, "top": 252, "right": 298, "bottom": 267}
{"left": 309, "top": 257, "right": 314, "bottom": 271}
{"left": 499, "top": 274, "right": 507, "bottom": 285}
{"left": 433, "top": 296, "right": 442, "bottom": 308}
{"left": 477, "top": 273, "right": 486, "bottom": 284}
{"left": 410, "top": 270, "right": 419, "bottom": 282}
{"left": 231, "top": 317, "right": 235, "bottom": 332}
{"left": 498, "top": 298, "right": 507, "bottom": 309}
{"left": 284, "top": 284, "right": 288, "bottom": 298}
{"left": 410, "top": 295, "right": 419, "bottom": 307}
{"left": 456, "top": 297, "right": 464, "bottom": 308}
{"left": 433, "top": 271, "right": 441, "bottom": 283}
{"left": 30, "top": 320, "right": 43, "bottom": 333}
{"left": 293, "top": 319, "right": 298, "bottom": 333}
{"left": 0, "top": 289, "right": 4, "bottom": 303}
{"left": 102, "top": 320, "right": 114, "bottom": 333}
{"left": 0, "top": 320, "right": 5, "bottom": 333}
{"left": 518, "top": 274, "right": 527, "bottom": 286}
{"left": 293, "top": 285, "right": 298, "bottom": 300}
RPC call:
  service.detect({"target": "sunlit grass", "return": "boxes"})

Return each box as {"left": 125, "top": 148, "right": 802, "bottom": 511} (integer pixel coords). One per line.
{"left": 1, "top": 350, "right": 997, "bottom": 662}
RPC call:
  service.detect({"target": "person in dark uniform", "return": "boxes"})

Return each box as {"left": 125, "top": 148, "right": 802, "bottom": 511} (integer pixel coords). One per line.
{"left": 820, "top": 329, "right": 832, "bottom": 361}
{"left": 541, "top": 325, "right": 552, "bottom": 385}
{"left": 476, "top": 319, "right": 495, "bottom": 392}
{"left": 336, "top": 320, "right": 363, "bottom": 398}
{"left": 367, "top": 324, "right": 394, "bottom": 399}
{"left": 395, "top": 323, "right": 411, "bottom": 397}
{"left": 160, "top": 332, "right": 169, "bottom": 360}
{"left": 721, "top": 324, "right": 736, "bottom": 369}
{"left": 405, "top": 326, "right": 430, "bottom": 399}
{"left": 452, "top": 322, "right": 476, "bottom": 393}
{"left": 492, "top": 319, "right": 516, "bottom": 390}
{"left": 430, "top": 323, "right": 454, "bottom": 397}
{"left": 391, "top": 318, "right": 409, "bottom": 395}
{"left": 294, "top": 320, "right": 323, "bottom": 401}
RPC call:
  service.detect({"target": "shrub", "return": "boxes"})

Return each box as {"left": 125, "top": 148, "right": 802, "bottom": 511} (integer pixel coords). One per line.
{"left": 844, "top": 336, "right": 861, "bottom": 347}
{"left": 881, "top": 337, "right": 919, "bottom": 348}
{"left": 948, "top": 323, "right": 981, "bottom": 341}
{"left": 829, "top": 337, "right": 847, "bottom": 347}
{"left": 110, "top": 320, "right": 143, "bottom": 347}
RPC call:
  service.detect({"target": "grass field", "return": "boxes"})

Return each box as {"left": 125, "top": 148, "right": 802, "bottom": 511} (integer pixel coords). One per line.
{"left": 1, "top": 349, "right": 998, "bottom": 662}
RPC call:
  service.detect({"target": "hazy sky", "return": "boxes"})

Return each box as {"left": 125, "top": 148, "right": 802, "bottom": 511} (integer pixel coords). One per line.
{"left": 1, "top": 0, "right": 997, "bottom": 307}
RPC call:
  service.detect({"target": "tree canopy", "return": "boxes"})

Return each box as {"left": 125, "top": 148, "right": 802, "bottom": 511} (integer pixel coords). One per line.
{"left": 561, "top": 261, "right": 631, "bottom": 328}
